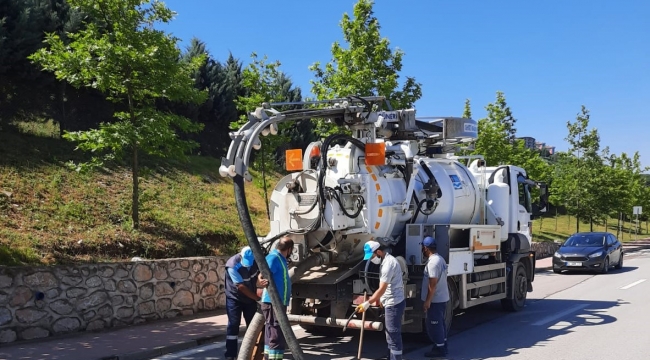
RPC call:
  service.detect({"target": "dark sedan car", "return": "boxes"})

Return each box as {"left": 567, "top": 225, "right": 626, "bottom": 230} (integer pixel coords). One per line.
{"left": 552, "top": 232, "right": 624, "bottom": 274}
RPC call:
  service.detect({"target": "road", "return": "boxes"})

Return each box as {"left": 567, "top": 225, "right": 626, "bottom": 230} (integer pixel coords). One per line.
{"left": 151, "top": 250, "right": 650, "bottom": 360}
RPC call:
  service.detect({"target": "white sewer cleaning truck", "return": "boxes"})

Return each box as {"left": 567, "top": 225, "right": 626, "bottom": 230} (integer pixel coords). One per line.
{"left": 219, "top": 96, "right": 549, "bottom": 359}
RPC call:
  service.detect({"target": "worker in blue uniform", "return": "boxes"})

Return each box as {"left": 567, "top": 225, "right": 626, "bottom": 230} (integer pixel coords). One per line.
{"left": 421, "top": 236, "right": 450, "bottom": 358}
{"left": 224, "top": 246, "right": 267, "bottom": 360}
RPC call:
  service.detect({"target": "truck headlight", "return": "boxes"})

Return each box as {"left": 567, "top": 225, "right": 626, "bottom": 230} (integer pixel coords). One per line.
{"left": 589, "top": 251, "right": 603, "bottom": 258}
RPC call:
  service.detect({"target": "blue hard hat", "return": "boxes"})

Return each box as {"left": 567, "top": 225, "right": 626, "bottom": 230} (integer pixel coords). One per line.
{"left": 423, "top": 236, "right": 436, "bottom": 248}
{"left": 240, "top": 246, "right": 254, "bottom": 267}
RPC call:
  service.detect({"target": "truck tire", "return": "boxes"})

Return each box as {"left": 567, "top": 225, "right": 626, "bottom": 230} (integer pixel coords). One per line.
{"left": 501, "top": 264, "right": 527, "bottom": 312}
{"left": 237, "top": 312, "right": 265, "bottom": 360}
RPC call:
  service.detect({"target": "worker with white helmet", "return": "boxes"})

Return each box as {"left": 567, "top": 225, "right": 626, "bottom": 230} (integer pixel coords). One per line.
{"left": 356, "top": 240, "right": 405, "bottom": 360}
{"left": 223, "top": 246, "right": 268, "bottom": 360}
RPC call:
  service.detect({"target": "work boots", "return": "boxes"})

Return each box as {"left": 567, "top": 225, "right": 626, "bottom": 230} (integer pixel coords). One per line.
{"left": 424, "top": 345, "right": 448, "bottom": 358}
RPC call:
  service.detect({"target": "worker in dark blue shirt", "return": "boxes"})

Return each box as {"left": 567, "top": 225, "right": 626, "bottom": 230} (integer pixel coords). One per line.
{"left": 260, "top": 236, "right": 294, "bottom": 360}
{"left": 224, "top": 246, "right": 267, "bottom": 360}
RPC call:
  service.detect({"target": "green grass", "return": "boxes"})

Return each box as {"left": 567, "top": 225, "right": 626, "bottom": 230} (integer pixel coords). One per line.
{"left": 534, "top": 212, "right": 650, "bottom": 243}
{"left": 0, "top": 121, "right": 273, "bottom": 265}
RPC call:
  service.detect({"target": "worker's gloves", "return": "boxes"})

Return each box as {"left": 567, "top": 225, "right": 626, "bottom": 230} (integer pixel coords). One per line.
{"left": 356, "top": 301, "right": 370, "bottom": 313}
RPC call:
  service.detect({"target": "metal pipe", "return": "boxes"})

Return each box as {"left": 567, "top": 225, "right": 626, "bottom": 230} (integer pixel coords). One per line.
{"left": 286, "top": 314, "right": 384, "bottom": 331}
{"left": 358, "top": 291, "right": 368, "bottom": 359}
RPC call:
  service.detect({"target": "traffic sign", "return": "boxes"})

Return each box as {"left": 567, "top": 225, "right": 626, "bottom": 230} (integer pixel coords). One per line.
{"left": 285, "top": 149, "right": 303, "bottom": 171}
{"left": 633, "top": 206, "right": 642, "bottom": 215}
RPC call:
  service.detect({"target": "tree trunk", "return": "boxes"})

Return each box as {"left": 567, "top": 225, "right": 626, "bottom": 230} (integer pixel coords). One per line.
{"left": 554, "top": 207, "right": 558, "bottom": 231}
{"left": 132, "top": 142, "right": 139, "bottom": 229}
{"left": 617, "top": 212, "right": 621, "bottom": 239}
{"left": 59, "top": 82, "right": 66, "bottom": 139}
{"left": 128, "top": 89, "right": 139, "bottom": 229}
{"left": 590, "top": 217, "right": 593, "bottom": 232}
{"left": 605, "top": 216, "right": 608, "bottom": 233}
{"left": 576, "top": 199, "right": 580, "bottom": 233}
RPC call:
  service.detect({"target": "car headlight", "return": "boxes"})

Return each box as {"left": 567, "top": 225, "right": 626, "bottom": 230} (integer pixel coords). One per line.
{"left": 554, "top": 251, "right": 561, "bottom": 258}
{"left": 589, "top": 251, "right": 603, "bottom": 258}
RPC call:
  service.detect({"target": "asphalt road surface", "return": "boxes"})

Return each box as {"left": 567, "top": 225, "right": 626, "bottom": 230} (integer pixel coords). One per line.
{"left": 151, "top": 250, "right": 650, "bottom": 360}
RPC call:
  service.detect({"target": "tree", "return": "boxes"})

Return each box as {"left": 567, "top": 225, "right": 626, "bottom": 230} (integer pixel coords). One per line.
{"left": 493, "top": 91, "right": 517, "bottom": 142}
{"left": 0, "top": 0, "right": 84, "bottom": 128}
{"left": 231, "top": 53, "right": 305, "bottom": 217}
{"left": 463, "top": 98, "right": 472, "bottom": 119}
{"left": 606, "top": 151, "right": 648, "bottom": 237}
{"left": 174, "top": 39, "right": 244, "bottom": 157}
{"left": 30, "top": 0, "right": 207, "bottom": 229}
{"left": 471, "top": 92, "right": 515, "bottom": 166}
{"left": 309, "top": 0, "right": 422, "bottom": 136}
{"left": 602, "top": 150, "right": 635, "bottom": 236}
{"left": 554, "top": 106, "right": 603, "bottom": 232}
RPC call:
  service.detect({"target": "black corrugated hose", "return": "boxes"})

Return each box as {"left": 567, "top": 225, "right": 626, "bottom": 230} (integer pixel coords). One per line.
{"left": 233, "top": 174, "right": 305, "bottom": 360}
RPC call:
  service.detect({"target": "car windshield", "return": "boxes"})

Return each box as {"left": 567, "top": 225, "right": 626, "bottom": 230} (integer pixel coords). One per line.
{"left": 563, "top": 234, "right": 605, "bottom": 247}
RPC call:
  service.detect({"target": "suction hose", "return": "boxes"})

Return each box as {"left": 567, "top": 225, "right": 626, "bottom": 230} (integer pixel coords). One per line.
{"left": 233, "top": 174, "right": 305, "bottom": 360}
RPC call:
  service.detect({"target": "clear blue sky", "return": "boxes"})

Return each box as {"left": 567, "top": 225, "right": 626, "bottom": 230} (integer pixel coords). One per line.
{"left": 161, "top": 0, "right": 650, "bottom": 168}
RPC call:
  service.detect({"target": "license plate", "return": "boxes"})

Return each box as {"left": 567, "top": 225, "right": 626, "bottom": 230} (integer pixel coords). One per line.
{"left": 566, "top": 262, "right": 582, "bottom": 267}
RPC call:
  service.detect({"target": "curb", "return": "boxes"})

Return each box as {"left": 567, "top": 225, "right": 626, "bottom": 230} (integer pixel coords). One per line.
{"left": 100, "top": 334, "right": 224, "bottom": 360}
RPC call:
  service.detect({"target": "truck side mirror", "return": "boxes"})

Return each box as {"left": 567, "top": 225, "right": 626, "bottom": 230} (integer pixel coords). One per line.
{"left": 538, "top": 183, "right": 549, "bottom": 213}
{"left": 532, "top": 183, "right": 549, "bottom": 217}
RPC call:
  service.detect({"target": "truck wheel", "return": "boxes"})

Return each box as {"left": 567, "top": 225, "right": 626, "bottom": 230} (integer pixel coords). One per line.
{"left": 237, "top": 312, "right": 265, "bottom": 360}
{"left": 501, "top": 264, "right": 527, "bottom": 312}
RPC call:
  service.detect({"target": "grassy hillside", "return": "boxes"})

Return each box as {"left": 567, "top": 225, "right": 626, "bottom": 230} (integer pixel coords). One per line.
{"left": 534, "top": 211, "right": 650, "bottom": 243}
{"left": 0, "top": 121, "right": 272, "bottom": 265}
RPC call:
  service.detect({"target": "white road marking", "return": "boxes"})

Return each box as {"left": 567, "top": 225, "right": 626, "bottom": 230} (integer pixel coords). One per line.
{"left": 532, "top": 304, "right": 589, "bottom": 326}
{"left": 151, "top": 342, "right": 225, "bottom": 359}
{"left": 620, "top": 279, "right": 647, "bottom": 290}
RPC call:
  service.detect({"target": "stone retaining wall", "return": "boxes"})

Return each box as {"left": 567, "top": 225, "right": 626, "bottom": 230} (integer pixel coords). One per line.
{"left": 531, "top": 241, "right": 561, "bottom": 259}
{"left": 0, "top": 256, "right": 229, "bottom": 344}
{"left": 0, "top": 242, "right": 561, "bottom": 344}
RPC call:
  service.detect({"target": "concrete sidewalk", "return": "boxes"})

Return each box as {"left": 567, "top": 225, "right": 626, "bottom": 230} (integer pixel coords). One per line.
{"left": 535, "top": 256, "right": 553, "bottom": 272}
{"left": 0, "top": 310, "right": 233, "bottom": 360}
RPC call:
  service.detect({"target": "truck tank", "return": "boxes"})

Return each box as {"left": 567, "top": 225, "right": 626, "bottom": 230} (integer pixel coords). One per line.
{"left": 266, "top": 142, "right": 482, "bottom": 265}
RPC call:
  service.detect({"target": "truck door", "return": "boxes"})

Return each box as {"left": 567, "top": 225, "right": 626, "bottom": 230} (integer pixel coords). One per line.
{"left": 516, "top": 174, "right": 533, "bottom": 242}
